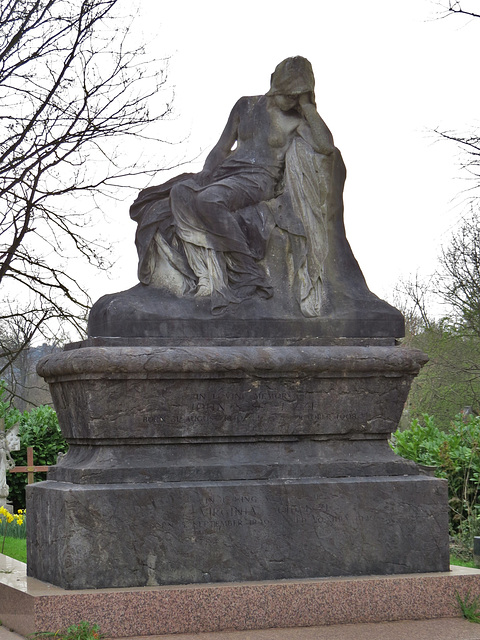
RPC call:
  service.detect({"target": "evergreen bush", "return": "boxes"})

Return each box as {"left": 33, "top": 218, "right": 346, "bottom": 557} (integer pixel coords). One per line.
{"left": 391, "top": 414, "right": 480, "bottom": 551}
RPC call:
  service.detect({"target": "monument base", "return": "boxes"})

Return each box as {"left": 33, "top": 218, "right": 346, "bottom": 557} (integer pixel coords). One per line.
{"left": 29, "top": 343, "right": 449, "bottom": 590}
{"left": 28, "top": 474, "right": 448, "bottom": 590}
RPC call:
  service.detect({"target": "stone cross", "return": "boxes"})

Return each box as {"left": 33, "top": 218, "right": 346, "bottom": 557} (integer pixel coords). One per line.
{"left": 0, "top": 417, "right": 21, "bottom": 510}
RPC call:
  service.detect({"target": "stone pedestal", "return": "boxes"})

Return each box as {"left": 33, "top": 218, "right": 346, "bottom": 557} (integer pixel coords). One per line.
{"left": 27, "top": 343, "right": 449, "bottom": 590}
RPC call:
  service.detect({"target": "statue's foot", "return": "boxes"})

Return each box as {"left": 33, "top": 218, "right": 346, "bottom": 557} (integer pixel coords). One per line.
{"left": 195, "top": 282, "right": 212, "bottom": 297}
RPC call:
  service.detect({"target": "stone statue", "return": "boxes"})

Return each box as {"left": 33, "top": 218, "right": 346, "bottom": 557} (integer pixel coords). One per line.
{"left": 89, "top": 56, "right": 403, "bottom": 339}
{"left": 0, "top": 418, "right": 20, "bottom": 510}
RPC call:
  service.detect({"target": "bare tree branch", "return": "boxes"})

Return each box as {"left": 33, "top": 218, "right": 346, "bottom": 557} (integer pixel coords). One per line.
{"left": 0, "top": 0, "right": 174, "bottom": 399}
{"left": 446, "top": 1, "right": 480, "bottom": 19}
{"left": 436, "top": 209, "right": 480, "bottom": 335}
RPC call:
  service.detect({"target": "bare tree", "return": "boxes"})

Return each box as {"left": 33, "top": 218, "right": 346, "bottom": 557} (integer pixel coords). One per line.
{"left": 429, "top": 1, "right": 480, "bottom": 331}
{"left": 437, "top": 210, "right": 480, "bottom": 335}
{"left": 0, "top": 312, "right": 60, "bottom": 408}
{"left": 0, "top": 0, "right": 172, "bottom": 394}
{"left": 393, "top": 274, "right": 434, "bottom": 341}
{"left": 395, "top": 2, "right": 480, "bottom": 425}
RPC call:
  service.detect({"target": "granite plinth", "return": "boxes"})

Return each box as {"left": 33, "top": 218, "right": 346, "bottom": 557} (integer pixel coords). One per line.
{"left": 1, "top": 555, "right": 479, "bottom": 638}
{"left": 29, "top": 343, "right": 449, "bottom": 590}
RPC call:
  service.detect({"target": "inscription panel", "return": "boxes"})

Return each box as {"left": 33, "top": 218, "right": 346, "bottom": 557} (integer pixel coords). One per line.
{"left": 56, "top": 375, "right": 404, "bottom": 440}
{"left": 183, "top": 489, "right": 375, "bottom": 535}
{"left": 131, "top": 376, "right": 400, "bottom": 438}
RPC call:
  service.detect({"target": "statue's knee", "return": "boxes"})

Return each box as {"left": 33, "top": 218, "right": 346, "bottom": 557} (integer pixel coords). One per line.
{"left": 196, "top": 188, "right": 221, "bottom": 214}
{"left": 170, "top": 182, "right": 187, "bottom": 202}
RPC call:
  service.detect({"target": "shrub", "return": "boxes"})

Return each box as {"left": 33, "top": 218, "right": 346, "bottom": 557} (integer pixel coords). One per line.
{"left": 9, "top": 405, "right": 68, "bottom": 511}
{"left": 391, "top": 414, "right": 480, "bottom": 550}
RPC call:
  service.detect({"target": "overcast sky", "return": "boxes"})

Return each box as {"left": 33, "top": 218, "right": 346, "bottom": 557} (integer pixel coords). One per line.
{"left": 92, "top": 0, "right": 479, "bottom": 313}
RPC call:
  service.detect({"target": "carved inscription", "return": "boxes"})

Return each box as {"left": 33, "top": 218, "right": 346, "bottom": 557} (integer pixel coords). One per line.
{"left": 189, "top": 493, "right": 371, "bottom": 532}
{"left": 192, "top": 495, "right": 265, "bottom": 531}
{"left": 189, "top": 390, "right": 298, "bottom": 414}
{"left": 140, "top": 386, "right": 361, "bottom": 431}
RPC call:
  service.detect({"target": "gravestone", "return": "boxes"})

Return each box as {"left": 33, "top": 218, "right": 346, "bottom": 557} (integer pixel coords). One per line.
{"left": 28, "top": 57, "right": 449, "bottom": 589}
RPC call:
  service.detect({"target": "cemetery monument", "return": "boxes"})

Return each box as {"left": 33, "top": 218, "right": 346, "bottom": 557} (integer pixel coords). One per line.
{"left": 29, "top": 57, "right": 449, "bottom": 589}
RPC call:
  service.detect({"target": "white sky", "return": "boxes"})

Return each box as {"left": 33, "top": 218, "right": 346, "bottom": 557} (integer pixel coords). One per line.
{"left": 91, "top": 0, "right": 480, "bottom": 313}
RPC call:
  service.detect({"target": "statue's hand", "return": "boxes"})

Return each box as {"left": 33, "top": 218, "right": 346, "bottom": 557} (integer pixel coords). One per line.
{"left": 297, "top": 92, "right": 315, "bottom": 112}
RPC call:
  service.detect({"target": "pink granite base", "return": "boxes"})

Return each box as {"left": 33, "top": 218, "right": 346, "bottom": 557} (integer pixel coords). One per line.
{"left": 2, "top": 554, "right": 480, "bottom": 637}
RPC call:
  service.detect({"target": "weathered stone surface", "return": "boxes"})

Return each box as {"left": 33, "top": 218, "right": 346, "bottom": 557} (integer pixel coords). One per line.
{"left": 28, "top": 343, "right": 450, "bottom": 590}
{"left": 27, "top": 475, "right": 449, "bottom": 589}
{"left": 35, "top": 342, "right": 425, "bottom": 487}
{"left": 43, "top": 440, "right": 420, "bottom": 485}
{"left": 37, "top": 345, "right": 425, "bottom": 443}
{"left": 87, "top": 280, "right": 405, "bottom": 340}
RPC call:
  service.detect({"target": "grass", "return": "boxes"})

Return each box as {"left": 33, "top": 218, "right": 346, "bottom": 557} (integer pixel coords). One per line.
{"left": 451, "top": 554, "right": 476, "bottom": 568}
{"left": 456, "top": 590, "right": 480, "bottom": 623}
{"left": 1, "top": 537, "right": 26, "bottom": 563}
{"left": 32, "top": 621, "right": 104, "bottom": 640}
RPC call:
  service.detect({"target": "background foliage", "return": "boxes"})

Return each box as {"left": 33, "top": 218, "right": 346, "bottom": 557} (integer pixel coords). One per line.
{"left": 401, "top": 323, "right": 480, "bottom": 431}
{"left": 391, "top": 413, "right": 480, "bottom": 552}
{"left": 11, "top": 404, "right": 68, "bottom": 511}
{"left": 1, "top": 383, "right": 67, "bottom": 510}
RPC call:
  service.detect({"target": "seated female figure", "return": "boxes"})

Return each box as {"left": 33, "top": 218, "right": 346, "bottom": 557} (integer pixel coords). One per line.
{"left": 131, "top": 56, "right": 339, "bottom": 315}
{"left": 167, "top": 56, "right": 334, "bottom": 312}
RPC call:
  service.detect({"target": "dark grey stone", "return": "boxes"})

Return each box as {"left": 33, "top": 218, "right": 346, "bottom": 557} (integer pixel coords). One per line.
{"left": 88, "top": 281, "right": 404, "bottom": 340}
{"left": 27, "top": 475, "right": 449, "bottom": 589}
{"left": 474, "top": 537, "right": 480, "bottom": 568}
{"left": 28, "top": 344, "right": 450, "bottom": 589}
{"left": 36, "top": 345, "right": 425, "bottom": 445}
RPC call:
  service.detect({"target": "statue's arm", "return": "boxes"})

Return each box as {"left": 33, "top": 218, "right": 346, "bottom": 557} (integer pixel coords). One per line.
{"left": 201, "top": 99, "right": 242, "bottom": 175}
{"left": 296, "top": 93, "right": 334, "bottom": 156}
